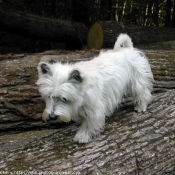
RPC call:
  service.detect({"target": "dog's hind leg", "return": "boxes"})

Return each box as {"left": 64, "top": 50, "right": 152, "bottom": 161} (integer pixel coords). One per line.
{"left": 131, "top": 72, "right": 153, "bottom": 112}
{"left": 133, "top": 86, "right": 152, "bottom": 112}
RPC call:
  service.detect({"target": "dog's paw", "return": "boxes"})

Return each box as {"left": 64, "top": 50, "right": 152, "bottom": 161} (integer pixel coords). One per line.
{"left": 134, "top": 105, "right": 147, "bottom": 112}
{"left": 73, "top": 132, "right": 91, "bottom": 143}
{"left": 42, "top": 110, "right": 49, "bottom": 122}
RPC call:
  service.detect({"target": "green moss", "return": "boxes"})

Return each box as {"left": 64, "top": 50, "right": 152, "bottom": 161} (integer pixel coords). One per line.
{"left": 146, "top": 53, "right": 163, "bottom": 60}
{"left": 24, "top": 67, "right": 37, "bottom": 76}
{"left": 6, "top": 74, "right": 18, "bottom": 82}
{"left": 5, "top": 67, "right": 37, "bottom": 82}
{"left": 166, "top": 55, "right": 175, "bottom": 75}
{"left": 166, "top": 55, "right": 175, "bottom": 64}
{"left": 6, "top": 69, "right": 22, "bottom": 82}
{"left": 152, "top": 70, "right": 167, "bottom": 75}
{"left": 145, "top": 53, "right": 175, "bottom": 76}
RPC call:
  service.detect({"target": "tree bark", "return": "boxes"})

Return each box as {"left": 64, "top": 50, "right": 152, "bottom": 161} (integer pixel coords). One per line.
{"left": 0, "top": 48, "right": 175, "bottom": 131}
{"left": 154, "top": 0, "right": 159, "bottom": 26}
{"left": 0, "top": 47, "right": 175, "bottom": 174}
{"left": 165, "top": 0, "right": 172, "bottom": 27}
{"left": 172, "top": 0, "right": 175, "bottom": 27}
{"left": 0, "top": 7, "right": 88, "bottom": 43}
{"left": 87, "top": 21, "right": 175, "bottom": 49}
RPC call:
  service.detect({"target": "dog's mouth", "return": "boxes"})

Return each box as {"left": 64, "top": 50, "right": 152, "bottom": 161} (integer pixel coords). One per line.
{"left": 49, "top": 113, "right": 71, "bottom": 123}
{"left": 42, "top": 110, "right": 71, "bottom": 123}
{"left": 49, "top": 113, "right": 58, "bottom": 120}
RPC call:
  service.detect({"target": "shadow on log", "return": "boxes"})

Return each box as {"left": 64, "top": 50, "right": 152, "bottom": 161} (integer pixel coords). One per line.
{"left": 0, "top": 46, "right": 175, "bottom": 174}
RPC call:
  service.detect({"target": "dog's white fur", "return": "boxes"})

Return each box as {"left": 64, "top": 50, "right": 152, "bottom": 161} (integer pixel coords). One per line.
{"left": 36, "top": 33, "right": 154, "bottom": 143}
{"left": 114, "top": 33, "right": 133, "bottom": 50}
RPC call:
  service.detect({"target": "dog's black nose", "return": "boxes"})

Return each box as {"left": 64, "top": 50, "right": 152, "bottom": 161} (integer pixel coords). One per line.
{"left": 49, "top": 113, "right": 58, "bottom": 120}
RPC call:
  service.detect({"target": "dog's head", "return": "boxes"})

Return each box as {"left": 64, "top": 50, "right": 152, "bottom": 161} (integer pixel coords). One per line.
{"left": 36, "top": 61, "right": 84, "bottom": 123}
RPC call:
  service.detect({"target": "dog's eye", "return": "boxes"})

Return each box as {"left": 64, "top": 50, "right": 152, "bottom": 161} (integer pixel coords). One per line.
{"left": 52, "top": 96, "right": 58, "bottom": 101}
{"left": 62, "top": 97, "right": 67, "bottom": 103}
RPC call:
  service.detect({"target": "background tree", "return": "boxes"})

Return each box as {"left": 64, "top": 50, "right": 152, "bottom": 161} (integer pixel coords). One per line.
{"left": 1, "top": 0, "right": 175, "bottom": 27}
{"left": 172, "top": 0, "right": 175, "bottom": 26}
{"left": 165, "top": 0, "right": 172, "bottom": 27}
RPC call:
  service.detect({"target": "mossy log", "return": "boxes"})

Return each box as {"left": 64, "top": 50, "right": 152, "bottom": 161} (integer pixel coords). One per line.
{"left": 87, "top": 21, "right": 175, "bottom": 49}
{"left": 0, "top": 49, "right": 175, "bottom": 130}
{"left": 0, "top": 48, "right": 175, "bottom": 174}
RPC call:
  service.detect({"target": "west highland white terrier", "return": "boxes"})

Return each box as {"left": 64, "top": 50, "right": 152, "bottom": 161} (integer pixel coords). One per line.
{"left": 36, "top": 33, "right": 154, "bottom": 143}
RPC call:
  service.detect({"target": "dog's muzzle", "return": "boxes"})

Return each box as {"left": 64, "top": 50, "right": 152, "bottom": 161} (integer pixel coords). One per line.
{"left": 49, "top": 113, "right": 58, "bottom": 120}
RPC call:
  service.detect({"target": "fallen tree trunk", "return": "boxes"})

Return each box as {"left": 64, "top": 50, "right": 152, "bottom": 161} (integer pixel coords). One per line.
{"left": 0, "top": 48, "right": 175, "bottom": 174}
{"left": 0, "top": 7, "right": 88, "bottom": 43}
{"left": 87, "top": 21, "right": 175, "bottom": 49}
{"left": 0, "top": 49, "right": 175, "bottom": 131}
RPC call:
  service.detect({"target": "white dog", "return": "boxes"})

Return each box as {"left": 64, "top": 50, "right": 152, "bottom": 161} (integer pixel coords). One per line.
{"left": 36, "top": 33, "right": 154, "bottom": 143}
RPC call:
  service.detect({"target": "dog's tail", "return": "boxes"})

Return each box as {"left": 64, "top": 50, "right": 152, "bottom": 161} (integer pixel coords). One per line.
{"left": 114, "top": 33, "right": 133, "bottom": 51}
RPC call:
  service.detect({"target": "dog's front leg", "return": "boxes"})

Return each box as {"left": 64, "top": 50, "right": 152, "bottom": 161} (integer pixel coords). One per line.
{"left": 73, "top": 113, "right": 105, "bottom": 143}
{"left": 73, "top": 119, "right": 92, "bottom": 143}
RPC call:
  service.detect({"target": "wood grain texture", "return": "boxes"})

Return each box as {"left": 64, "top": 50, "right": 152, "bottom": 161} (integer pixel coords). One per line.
{"left": 0, "top": 48, "right": 175, "bottom": 174}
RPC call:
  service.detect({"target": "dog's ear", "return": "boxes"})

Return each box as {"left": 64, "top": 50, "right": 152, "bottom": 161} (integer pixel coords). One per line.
{"left": 38, "top": 62, "right": 51, "bottom": 75}
{"left": 69, "top": 70, "right": 82, "bottom": 83}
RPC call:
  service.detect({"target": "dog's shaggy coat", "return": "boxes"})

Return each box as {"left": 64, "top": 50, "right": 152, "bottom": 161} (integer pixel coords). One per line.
{"left": 36, "top": 34, "right": 154, "bottom": 143}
